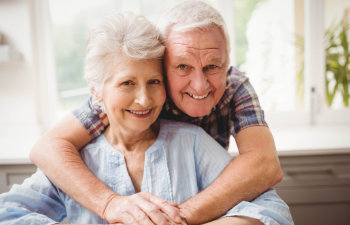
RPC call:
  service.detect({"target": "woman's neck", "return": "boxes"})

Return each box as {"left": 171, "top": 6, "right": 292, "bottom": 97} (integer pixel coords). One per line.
{"left": 104, "top": 121, "right": 160, "bottom": 154}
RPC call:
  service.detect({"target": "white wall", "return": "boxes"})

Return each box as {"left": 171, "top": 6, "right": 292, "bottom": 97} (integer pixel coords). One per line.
{"left": 0, "top": 0, "right": 40, "bottom": 162}
{"left": 325, "top": 0, "right": 350, "bottom": 27}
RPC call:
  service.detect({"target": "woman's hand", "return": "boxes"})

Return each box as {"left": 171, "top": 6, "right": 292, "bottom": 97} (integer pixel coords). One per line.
{"left": 103, "top": 192, "right": 185, "bottom": 225}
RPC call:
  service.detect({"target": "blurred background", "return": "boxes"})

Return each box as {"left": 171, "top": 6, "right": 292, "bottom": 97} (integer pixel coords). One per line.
{"left": 0, "top": 0, "right": 349, "bottom": 224}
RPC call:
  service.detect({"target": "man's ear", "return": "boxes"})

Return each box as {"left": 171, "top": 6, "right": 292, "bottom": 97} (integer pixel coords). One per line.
{"left": 90, "top": 88, "right": 103, "bottom": 102}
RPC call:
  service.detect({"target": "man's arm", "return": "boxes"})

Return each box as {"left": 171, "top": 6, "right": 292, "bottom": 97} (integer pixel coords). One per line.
{"left": 180, "top": 126, "right": 283, "bottom": 224}
{"left": 30, "top": 113, "right": 115, "bottom": 217}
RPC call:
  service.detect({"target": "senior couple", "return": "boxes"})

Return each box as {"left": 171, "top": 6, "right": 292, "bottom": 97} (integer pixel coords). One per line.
{"left": 0, "top": 1, "right": 293, "bottom": 225}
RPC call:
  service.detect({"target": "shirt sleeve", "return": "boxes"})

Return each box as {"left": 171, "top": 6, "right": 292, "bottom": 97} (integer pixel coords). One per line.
{"left": 73, "top": 96, "right": 109, "bottom": 139}
{"left": 229, "top": 69, "right": 268, "bottom": 136}
{"left": 223, "top": 189, "right": 294, "bottom": 225}
{"left": 194, "top": 127, "right": 294, "bottom": 225}
{"left": 0, "top": 169, "right": 66, "bottom": 224}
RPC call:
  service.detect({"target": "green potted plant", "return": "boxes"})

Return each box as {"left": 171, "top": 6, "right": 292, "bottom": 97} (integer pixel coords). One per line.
{"left": 296, "top": 10, "right": 350, "bottom": 107}
{"left": 325, "top": 11, "right": 350, "bottom": 107}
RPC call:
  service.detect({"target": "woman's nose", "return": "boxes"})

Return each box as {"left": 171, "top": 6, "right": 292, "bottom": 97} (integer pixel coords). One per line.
{"left": 135, "top": 87, "right": 151, "bottom": 106}
{"left": 190, "top": 70, "right": 209, "bottom": 94}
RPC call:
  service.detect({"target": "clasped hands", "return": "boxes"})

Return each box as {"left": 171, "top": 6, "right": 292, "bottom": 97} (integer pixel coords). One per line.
{"left": 103, "top": 192, "right": 188, "bottom": 225}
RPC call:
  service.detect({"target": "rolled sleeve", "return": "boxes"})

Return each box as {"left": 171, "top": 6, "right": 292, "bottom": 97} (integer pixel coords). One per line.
{"left": 228, "top": 71, "right": 267, "bottom": 136}
{"left": 223, "top": 189, "right": 294, "bottom": 225}
{"left": 73, "top": 96, "right": 109, "bottom": 139}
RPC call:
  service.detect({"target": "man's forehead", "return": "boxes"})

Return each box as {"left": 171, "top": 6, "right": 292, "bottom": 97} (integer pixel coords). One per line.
{"left": 168, "top": 51, "right": 225, "bottom": 63}
{"left": 166, "top": 30, "right": 226, "bottom": 51}
{"left": 169, "top": 41, "right": 219, "bottom": 49}
{"left": 167, "top": 44, "right": 224, "bottom": 55}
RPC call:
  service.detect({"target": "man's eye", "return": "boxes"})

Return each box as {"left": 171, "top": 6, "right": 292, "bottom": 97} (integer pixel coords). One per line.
{"left": 177, "top": 64, "right": 188, "bottom": 70}
{"left": 204, "top": 65, "right": 219, "bottom": 71}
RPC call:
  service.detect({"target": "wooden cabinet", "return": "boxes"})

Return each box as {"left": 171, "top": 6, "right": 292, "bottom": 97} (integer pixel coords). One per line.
{"left": 275, "top": 152, "right": 350, "bottom": 225}
{"left": 0, "top": 164, "right": 37, "bottom": 193}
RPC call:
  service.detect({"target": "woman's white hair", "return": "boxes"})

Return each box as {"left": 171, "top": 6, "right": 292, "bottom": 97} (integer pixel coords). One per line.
{"left": 158, "top": 0, "right": 230, "bottom": 54}
{"left": 84, "top": 12, "right": 165, "bottom": 95}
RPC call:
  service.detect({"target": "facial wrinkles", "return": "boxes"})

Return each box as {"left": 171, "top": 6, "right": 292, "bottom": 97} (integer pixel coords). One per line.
{"left": 174, "top": 41, "right": 224, "bottom": 63}
{"left": 170, "top": 48, "right": 220, "bottom": 98}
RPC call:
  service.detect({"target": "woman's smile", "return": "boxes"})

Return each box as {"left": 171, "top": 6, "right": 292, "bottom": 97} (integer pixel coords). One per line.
{"left": 126, "top": 109, "right": 153, "bottom": 118}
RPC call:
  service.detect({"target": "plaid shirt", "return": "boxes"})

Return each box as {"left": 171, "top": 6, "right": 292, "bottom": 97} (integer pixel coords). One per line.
{"left": 73, "top": 66, "right": 267, "bottom": 150}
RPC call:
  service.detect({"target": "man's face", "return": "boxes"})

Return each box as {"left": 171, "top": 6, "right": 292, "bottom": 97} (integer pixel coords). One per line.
{"left": 164, "top": 26, "right": 229, "bottom": 117}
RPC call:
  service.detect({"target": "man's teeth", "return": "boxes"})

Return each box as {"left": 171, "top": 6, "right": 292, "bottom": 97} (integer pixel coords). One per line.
{"left": 188, "top": 92, "right": 209, "bottom": 99}
{"left": 129, "top": 110, "right": 151, "bottom": 115}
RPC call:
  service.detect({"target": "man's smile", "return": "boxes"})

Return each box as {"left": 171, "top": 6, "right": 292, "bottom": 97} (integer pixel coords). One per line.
{"left": 186, "top": 92, "right": 211, "bottom": 100}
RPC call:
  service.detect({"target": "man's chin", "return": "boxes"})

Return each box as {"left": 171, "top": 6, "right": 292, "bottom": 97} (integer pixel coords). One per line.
{"left": 176, "top": 97, "right": 215, "bottom": 117}
{"left": 182, "top": 107, "right": 212, "bottom": 118}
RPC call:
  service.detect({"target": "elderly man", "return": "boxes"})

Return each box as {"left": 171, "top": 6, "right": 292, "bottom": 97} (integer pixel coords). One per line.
{"left": 30, "top": 1, "right": 283, "bottom": 225}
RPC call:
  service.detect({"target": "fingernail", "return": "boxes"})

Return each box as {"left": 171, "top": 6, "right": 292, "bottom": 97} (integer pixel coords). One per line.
{"left": 175, "top": 215, "right": 182, "bottom": 223}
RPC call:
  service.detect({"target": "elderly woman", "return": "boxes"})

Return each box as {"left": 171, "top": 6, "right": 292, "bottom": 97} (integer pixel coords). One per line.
{"left": 0, "top": 12, "right": 293, "bottom": 225}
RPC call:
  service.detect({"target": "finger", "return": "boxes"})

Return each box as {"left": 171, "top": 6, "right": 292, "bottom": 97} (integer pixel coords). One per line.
{"left": 147, "top": 194, "right": 182, "bottom": 224}
{"left": 135, "top": 196, "right": 170, "bottom": 225}
{"left": 120, "top": 212, "right": 139, "bottom": 225}
{"left": 132, "top": 207, "right": 156, "bottom": 225}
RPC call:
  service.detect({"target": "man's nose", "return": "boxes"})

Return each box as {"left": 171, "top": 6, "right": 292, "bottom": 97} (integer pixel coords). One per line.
{"left": 135, "top": 87, "right": 151, "bottom": 106}
{"left": 190, "top": 70, "right": 209, "bottom": 94}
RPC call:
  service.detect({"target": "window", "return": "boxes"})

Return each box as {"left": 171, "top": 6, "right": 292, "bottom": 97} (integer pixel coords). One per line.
{"left": 49, "top": 0, "right": 350, "bottom": 126}
{"left": 232, "top": 0, "right": 350, "bottom": 127}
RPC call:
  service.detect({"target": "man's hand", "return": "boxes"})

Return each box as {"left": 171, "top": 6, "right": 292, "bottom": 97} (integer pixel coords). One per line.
{"left": 104, "top": 192, "right": 185, "bottom": 225}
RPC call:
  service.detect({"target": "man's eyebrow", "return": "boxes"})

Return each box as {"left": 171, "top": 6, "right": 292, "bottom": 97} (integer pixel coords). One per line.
{"left": 208, "top": 57, "right": 223, "bottom": 63}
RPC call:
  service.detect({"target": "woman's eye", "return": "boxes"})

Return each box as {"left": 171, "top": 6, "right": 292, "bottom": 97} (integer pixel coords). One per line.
{"left": 121, "top": 80, "right": 133, "bottom": 86}
{"left": 149, "top": 79, "right": 161, "bottom": 85}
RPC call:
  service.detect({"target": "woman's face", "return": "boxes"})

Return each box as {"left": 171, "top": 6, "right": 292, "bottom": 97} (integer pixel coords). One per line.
{"left": 101, "top": 56, "right": 166, "bottom": 135}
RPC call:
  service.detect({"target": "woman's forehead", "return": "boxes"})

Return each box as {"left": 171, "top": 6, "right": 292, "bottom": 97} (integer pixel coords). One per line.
{"left": 108, "top": 59, "right": 163, "bottom": 80}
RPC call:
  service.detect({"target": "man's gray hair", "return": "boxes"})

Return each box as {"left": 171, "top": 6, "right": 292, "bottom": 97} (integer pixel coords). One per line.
{"left": 158, "top": 0, "right": 230, "bottom": 53}
{"left": 85, "top": 12, "right": 165, "bottom": 95}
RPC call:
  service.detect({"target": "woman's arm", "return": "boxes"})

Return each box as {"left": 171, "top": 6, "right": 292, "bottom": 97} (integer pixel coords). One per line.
{"left": 0, "top": 170, "right": 66, "bottom": 224}
{"left": 203, "top": 217, "right": 263, "bottom": 225}
{"left": 180, "top": 126, "right": 283, "bottom": 224}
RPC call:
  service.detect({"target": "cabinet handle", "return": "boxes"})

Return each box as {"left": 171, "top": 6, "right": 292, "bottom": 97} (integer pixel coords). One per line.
{"left": 285, "top": 168, "right": 334, "bottom": 176}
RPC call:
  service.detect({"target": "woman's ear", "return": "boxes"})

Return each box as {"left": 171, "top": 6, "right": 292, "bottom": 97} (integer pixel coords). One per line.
{"left": 90, "top": 87, "right": 103, "bottom": 102}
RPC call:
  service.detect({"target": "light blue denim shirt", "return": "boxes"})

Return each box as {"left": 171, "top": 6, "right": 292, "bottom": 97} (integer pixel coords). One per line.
{"left": 0, "top": 119, "right": 293, "bottom": 225}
